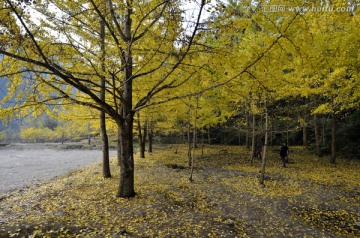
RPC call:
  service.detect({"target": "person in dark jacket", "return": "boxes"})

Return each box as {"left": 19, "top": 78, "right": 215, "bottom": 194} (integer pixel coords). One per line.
{"left": 255, "top": 139, "right": 263, "bottom": 159}
{"left": 280, "top": 142, "right": 289, "bottom": 168}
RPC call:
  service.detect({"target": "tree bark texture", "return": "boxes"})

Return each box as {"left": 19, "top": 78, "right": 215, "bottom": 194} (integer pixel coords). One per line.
{"left": 250, "top": 113, "right": 256, "bottom": 164}
{"left": 137, "top": 114, "right": 147, "bottom": 159}
{"left": 100, "top": 18, "right": 111, "bottom": 178}
{"left": 117, "top": 8, "right": 135, "bottom": 198}
{"left": 330, "top": 113, "right": 337, "bottom": 164}
{"left": 302, "top": 123, "right": 307, "bottom": 147}
{"left": 314, "top": 114, "right": 321, "bottom": 157}
{"left": 259, "top": 104, "right": 268, "bottom": 185}
{"left": 148, "top": 122, "right": 153, "bottom": 153}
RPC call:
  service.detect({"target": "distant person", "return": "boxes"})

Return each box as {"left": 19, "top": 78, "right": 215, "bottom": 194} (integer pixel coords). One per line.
{"left": 280, "top": 142, "right": 289, "bottom": 168}
{"left": 255, "top": 139, "right": 263, "bottom": 159}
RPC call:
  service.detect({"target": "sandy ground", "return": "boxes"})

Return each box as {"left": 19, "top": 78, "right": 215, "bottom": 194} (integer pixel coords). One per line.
{"left": 0, "top": 143, "right": 116, "bottom": 195}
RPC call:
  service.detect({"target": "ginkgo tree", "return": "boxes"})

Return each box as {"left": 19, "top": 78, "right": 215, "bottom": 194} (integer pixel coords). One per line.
{"left": 275, "top": 4, "right": 360, "bottom": 163}
{"left": 1, "top": 0, "right": 306, "bottom": 197}
{"left": 0, "top": 0, "right": 209, "bottom": 197}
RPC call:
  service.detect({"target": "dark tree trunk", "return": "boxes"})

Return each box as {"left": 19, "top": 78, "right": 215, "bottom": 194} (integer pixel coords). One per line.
{"left": 314, "top": 114, "right": 321, "bottom": 157}
{"left": 322, "top": 118, "right": 326, "bottom": 147}
{"left": 148, "top": 122, "right": 153, "bottom": 153}
{"left": 117, "top": 118, "right": 135, "bottom": 198}
{"left": 330, "top": 113, "right": 337, "bottom": 164}
{"left": 100, "top": 18, "right": 111, "bottom": 178}
{"left": 250, "top": 113, "right": 256, "bottom": 164}
{"left": 188, "top": 108, "right": 192, "bottom": 166}
{"left": 101, "top": 110, "right": 111, "bottom": 178}
{"left": 190, "top": 96, "right": 199, "bottom": 182}
{"left": 87, "top": 123, "right": 91, "bottom": 145}
{"left": 117, "top": 7, "right": 135, "bottom": 198}
{"left": 302, "top": 123, "right": 307, "bottom": 147}
{"left": 259, "top": 105, "right": 268, "bottom": 185}
{"left": 117, "top": 126, "right": 122, "bottom": 166}
{"left": 137, "top": 114, "right": 147, "bottom": 159}
{"left": 246, "top": 111, "right": 250, "bottom": 149}
{"left": 207, "top": 128, "right": 211, "bottom": 145}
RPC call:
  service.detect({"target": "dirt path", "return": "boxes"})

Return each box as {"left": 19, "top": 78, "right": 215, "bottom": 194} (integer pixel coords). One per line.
{"left": 0, "top": 143, "right": 116, "bottom": 194}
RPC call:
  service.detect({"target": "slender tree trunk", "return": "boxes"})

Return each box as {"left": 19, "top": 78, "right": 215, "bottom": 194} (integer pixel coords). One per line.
{"left": 250, "top": 114, "right": 256, "bottom": 164}
{"left": 148, "top": 122, "right": 153, "bottom": 153}
{"left": 330, "top": 113, "right": 337, "bottom": 164}
{"left": 207, "top": 128, "right": 211, "bottom": 145}
{"left": 190, "top": 96, "right": 198, "bottom": 181}
{"left": 246, "top": 110, "right": 250, "bottom": 149}
{"left": 286, "top": 101, "right": 290, "bottom": 145}
{"left": 137, "top": 112, "right": 147, "bottom": 158}
{"left": 139, "top": 122, "right": 147, "bottom": 158}
{"left": 286, "top": 121, "right": 289, "bottom": 145}
{"left": 188, "top": 107, "right": 192, "bottom": 166}
{"left": 302, "top": 123, "right": 307, "bottom": 147}
{"left": 101, "top": 111, "right": 111, "bottom": 177}
{"left": 201, "top": 131, "right": 204, "bottom": 155}
{"left": 87, "top": 123, "right": 91, "bottom": 145}
{"left": 260, "top": 105, "right": 268, "bottom": 185}
{"left": 314, "top": 114, "right": 321, "bottom": 157}
{"left": 322, "top": 118, "right": 326, "bottom": 147}
{"left": 100, "top": 18, "right": 111, "bottom": 178}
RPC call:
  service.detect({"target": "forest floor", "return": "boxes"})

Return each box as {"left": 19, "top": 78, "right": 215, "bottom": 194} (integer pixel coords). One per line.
{"left": 0, "top": 144, "right": 359, "bottom": 237}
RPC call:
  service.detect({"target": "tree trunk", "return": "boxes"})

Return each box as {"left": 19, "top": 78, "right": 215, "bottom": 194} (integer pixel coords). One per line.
{"left": 137, "top": 120, "right": 143, "bottom": 158}
{"left": 201, "top": 131, "right": 204, "bottom": 155}
{"left": 207, "top": 128, "right": 211, "bottom": 145}
{"left": 117, "top": 126, "right": 122, "bottom": 166}
{"left": 148, "top": 122, "right": 153, "bottom": 153}
{"left": 190, "top": 96, "right": 199, "bottom": 182}
{"left": 250, "top": 113, "right": 256, "bottom": 164}
{"left": 100, "top": 18, "right": 111, "bottom": 178}
{"left": 330, "top": 113, "right": 337, "bottom": 164}
{"left": 286, "top": 101, "right": 290, "bottom": 145}
{"left": 117, "top": 7, "right": 135, "bottom": 198}
{"left": 140, "top": 123, "right": 147, "bottom": 158}
{"left": 188, "top": 107, "right": 192, "bottom": 166}
{"left": 137, "top": 113, "right": 147, "bottom": 159}
{"left": 322, "top": 117, "right": 326, "bottom": 147}
{"left": 302, "top": 123, "right": 307, "bottom": 147}
{"left": 117, "top": 118, "right": 135, "bottom": 198}
{"left": 259, "top": 105, "right": 268, "bottom": 185}
{"left": 87, "top": 123, "right": 91, "bottom": 145}
{"left": 101, "top": 110, "right": 111, "bottom": 178}
{"left": 314, "top": 114, "right": 321, "bottom": 157}
{"left": 246, "top": 112, "right": 250, "bottom": 149}
{"left": 286, "top": 121, "right": 289, "bottom": 145}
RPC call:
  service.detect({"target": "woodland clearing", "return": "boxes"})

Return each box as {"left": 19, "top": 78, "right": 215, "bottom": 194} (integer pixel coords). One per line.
{"left": 0, "top": 145, "right": 359, "bottom": 237}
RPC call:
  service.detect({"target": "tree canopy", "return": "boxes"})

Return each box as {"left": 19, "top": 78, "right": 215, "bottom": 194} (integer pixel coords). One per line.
{"left": 1, "top": 0, "right": 359, "bottom": 197}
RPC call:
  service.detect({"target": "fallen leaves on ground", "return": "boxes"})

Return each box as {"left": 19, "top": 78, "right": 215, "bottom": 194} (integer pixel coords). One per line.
{"left": 0, "top": 145, "right": 359, "bottom": 237}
